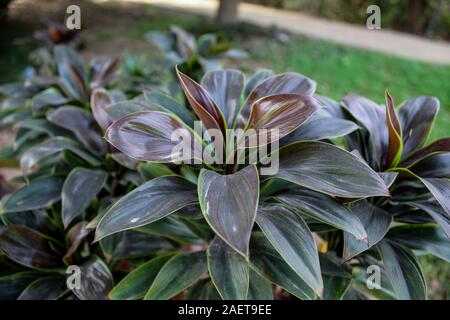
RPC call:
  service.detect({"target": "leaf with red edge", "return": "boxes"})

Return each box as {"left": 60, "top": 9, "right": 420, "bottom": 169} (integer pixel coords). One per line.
{"left": 400, "top": 137, "right": 450, "bottom": 167}
{"left": 384, "top": 91, "right": 402, "bottom": 169}
{"left": 272, "top": 141, "right": 390, "bottom": 198}
{"left": 238, "top": 72, "right": 316, "bottom": 127}
{"left": 176, "top": 67, "right": 226, "bottom": 134}
{"left": 105, "top": 111, "right": 203, "bottom": 162}
{"left": 201, "top": 69, "right": 244, "bottom": 128}
{"left": 243, "top": 94, "right": 320, "bottom": 146}
{"left": 398, "top": 96, "right": 439, "bottom": 157}
{"left": 198, "top": 165, "right": 259, "bottom": 257}
{"left": 91, "top": 88, "right": 115, "bottom": 131}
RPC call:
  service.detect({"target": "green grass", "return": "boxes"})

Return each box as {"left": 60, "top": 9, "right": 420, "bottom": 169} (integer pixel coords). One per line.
{"left": 249, "top": 36, "right": 450, "bottom": 140}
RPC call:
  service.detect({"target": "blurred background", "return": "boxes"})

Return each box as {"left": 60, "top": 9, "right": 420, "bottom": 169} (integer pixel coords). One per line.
{"left": 0, "top": 0, "right": 449, "bottom": 299}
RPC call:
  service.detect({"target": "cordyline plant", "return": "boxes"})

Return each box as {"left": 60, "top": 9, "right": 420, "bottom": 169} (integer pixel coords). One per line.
{"left": 0, "top": 42, "right": 448, "bottom": 300}
{"left": 320, "top": 92, "right": 450, "bottom": 299}
{"left": 90, "top": 67, "right": 401, "bottom": 300}
{"left": 0, "top": 45, "right": 176, "bottom": 299}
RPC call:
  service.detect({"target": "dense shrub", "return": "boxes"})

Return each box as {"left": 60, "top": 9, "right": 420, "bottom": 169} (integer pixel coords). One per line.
{"left": 0, "top": 26, "right": 448, "bottom": 300}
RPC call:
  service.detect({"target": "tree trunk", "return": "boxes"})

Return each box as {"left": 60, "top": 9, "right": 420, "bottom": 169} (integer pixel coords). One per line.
{"left": 425, "top": 0, "right": 442, "bottom": 39}
{"left": 216, "top": 0, "right": 239, "bottom": 25}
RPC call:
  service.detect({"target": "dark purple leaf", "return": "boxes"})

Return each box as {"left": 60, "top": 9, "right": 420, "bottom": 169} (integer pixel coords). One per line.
{"left": 47, "top": 106, "right": 106, "bottom": 155}
{"left": 95, "top": 176, "right": 198, "bottom": 241}
{"left": 105, "top": 111, "right": 202, "bottom": 162}
{"left": 198, "top": 165, "right": 259, "bottom": 257}
{"left": 238, "top": 72, "right": 316, "bottom": 127}
{"left": 273, "top": 141, "right": 390, "bottom": 198}
{"left": 400, "top": 137, "right": 450, "bottom": 167}
{"left": 201, "top": 69, "right": 244, "bottom": 128}
{"left": 244, "top": 94, "right": 320, "bottom": 145}
{"left": 177, "top": 67, "right": 226, "bottom": 133}
{"left": 0, "top": 225, "right": 62, "bottom": 269}
{"left": 398, "top": 96, "right": 439, "bottom": 157}
{"left": 384, "top": 91, "right": 402, "bottom": 169}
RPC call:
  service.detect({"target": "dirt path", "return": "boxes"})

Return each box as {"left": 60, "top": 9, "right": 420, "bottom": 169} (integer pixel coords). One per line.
{"left": 116, "top": 0, "right": 450, "bottom": 65}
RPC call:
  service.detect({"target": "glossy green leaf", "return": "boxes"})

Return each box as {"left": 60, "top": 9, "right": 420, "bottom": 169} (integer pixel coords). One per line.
{"left": 275, "top": 188, "right": 367, "bottom": 240}
{"left": 378, "top": 240, "right": 426, "bottom": 300}
{"left": 249, "top": 233, "right": 317, "bottom": 300}
{"left": 0, "top": 272, "right": 39, "bottom": 300}
{"left": 18, "top": 275, "right": 67, "bottom": 300}
{"left": 47, "top": 106, "right": 106, "bottom": 155}
{"left": 72, "top": 257, "right": 114, "bottom": 300}
{"left": 256, "top": 203, "right": 322, "bottom": 295}
{"left": 387, "top": 224, "right": 450, "bottom": 262}
{"left": 105, "top": 111, "right": 202, "bottom": 162}
{"left": 184, "top": 279, "right": 221, "bottom": 300}
{"left": 0, "top": 225, "right": 62, "bottom": 269}
{"left": 322, "top": 276, "right": 352, "bottom": 300}
{"left": 109, "top": 253, "right": 174, "bottom": 300}
{"left": 62, "top": 168, "right": 107, "bottom": 227}
{"left": 273, "top": 141, "right": 389, "bottom": 198}
{"left": 198, "top": 165, "right": 259, "bottom": 257}
{"left": 95, "top": 176, "right": 198, "bottom": 241}
{"left": 2, "top": 176, "right": 64, "bottom": 213}
{"left": 137, "top": 162, "right": 176, "bottom": 180}
{"left": 247, "top": 269, "right": 273, "bottom": 300}
{"left": 207, "top": 236, "right": 249, "bottom": 300}
{"left": 320, "top": 253, "right": 352, "bottom": 300}
{"left": 343, "top": 200, "right": 392, "bottom": 261}
{"left": 398, "top": 96, "right": 439, "bottom": 157}
{"left": 144, "top": 251, "right": 208, "bottom": 300}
